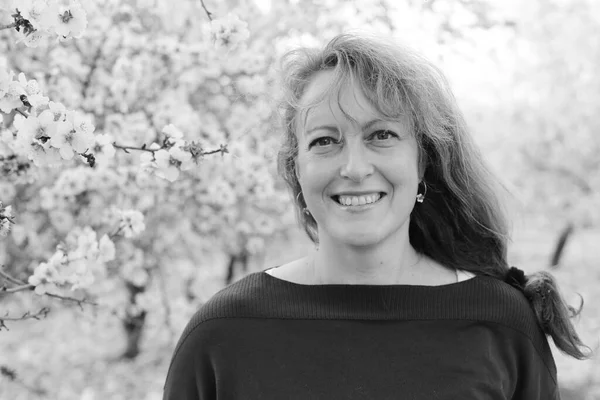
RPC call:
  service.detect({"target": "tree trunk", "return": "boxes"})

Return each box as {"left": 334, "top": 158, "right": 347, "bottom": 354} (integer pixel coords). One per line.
{"left": 120, "top": 282, "right": 147, "bottom": 359}
{"left": 225, "top": 250, "right": 249, "bottom": 285}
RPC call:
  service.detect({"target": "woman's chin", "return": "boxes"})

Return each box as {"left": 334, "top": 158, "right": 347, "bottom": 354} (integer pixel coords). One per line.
{"left": 329, "top": 229, "right": 384, "bottom": 248}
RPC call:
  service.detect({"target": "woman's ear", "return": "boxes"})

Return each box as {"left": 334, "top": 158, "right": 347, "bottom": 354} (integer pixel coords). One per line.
{"left": 294, "top": 160, "right": 300, "bottom": 181}
{"left": 417, "top": 149, "right": 428, "bottom": 181}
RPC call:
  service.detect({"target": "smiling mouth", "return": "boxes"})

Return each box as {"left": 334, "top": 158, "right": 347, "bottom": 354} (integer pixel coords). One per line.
{"left": 331, "top": 192, "right": 387, "bottom": 206}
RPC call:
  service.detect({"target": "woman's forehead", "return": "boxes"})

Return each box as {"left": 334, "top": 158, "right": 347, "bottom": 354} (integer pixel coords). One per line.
{"left": 298, "top": 69, "right": 410, "bottom": 125}
{"left": 299, "top": 72, "right": 380, "bottom": 124}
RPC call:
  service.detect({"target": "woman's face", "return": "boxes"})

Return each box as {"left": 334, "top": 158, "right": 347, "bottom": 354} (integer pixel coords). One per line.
{"left": 295, "top": 70, "right": 421, "bottom": 248}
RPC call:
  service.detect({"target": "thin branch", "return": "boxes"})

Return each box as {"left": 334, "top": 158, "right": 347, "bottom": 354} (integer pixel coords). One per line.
{"left": 112, "top": 143, "right": 157, "bottom": 154}
{"left": 0, "top": 307, "right": 50, "bottom": 331}
{"left": 200, "top": 0, "right": 214, "bottom": 21}
{"left": 15, "top": 109, "right": 28, "bottom": 118}
{"left": 112, "top": 142, "right": 228, "bottom": 157}
{"left": 0, "top": 363, "right": 47, "bottom": 396}
{"left": 0, "top": 273, "right": 97, "bottom": 310}
{"left": 1, "top": 307, "right": 49, "bottom": 321}
{"left": 44, "top": 292, "right": 97, "bottom": 310}
{"left": 204, "top": 144, "right": 229, "bottom": 156}
{"left": 0, "top": 23, "right": 17, "bottom": 30}
{"left": 0, "top": 283, "right": 33, "bottom": 294}
{"left": 0, "top": 267, "right": 25, "bottom": 286}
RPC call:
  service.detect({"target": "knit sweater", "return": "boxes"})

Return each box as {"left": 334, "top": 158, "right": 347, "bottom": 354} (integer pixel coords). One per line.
{"left": 163, "top": 267, "right": 560, "bottom": 400}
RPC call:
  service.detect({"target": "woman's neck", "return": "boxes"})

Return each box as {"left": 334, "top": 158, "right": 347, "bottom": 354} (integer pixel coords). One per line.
{"left": 307, "top": 240, "right": 435, "bottom": 285}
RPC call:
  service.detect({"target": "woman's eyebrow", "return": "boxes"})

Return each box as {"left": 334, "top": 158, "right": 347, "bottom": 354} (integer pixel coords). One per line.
{"left": 305, "top": 119, "right": 391, "bottom": 135}
{"left": 305, "top": 125, "right": 339, "bottom": 136}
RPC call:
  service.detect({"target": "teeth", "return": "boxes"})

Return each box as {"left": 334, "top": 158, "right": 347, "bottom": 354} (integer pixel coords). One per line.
{"left": 337, "top": 193, "right": 381, "bottom": 206}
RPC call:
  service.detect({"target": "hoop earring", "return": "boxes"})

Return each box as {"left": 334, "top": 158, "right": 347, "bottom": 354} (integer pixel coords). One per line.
{"left": 416, "top": 181, "right": 427, "bottom": 203}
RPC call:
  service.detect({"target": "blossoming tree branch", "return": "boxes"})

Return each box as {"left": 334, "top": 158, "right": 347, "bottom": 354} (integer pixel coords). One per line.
{"left": 0, "top": 0, "right": 259, "bottom": 331}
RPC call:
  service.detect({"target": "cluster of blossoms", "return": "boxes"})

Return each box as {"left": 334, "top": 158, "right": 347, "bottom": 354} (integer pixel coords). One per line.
{"left": 13, "top": 108, "right": 96, "bottom": 166}
{"left": 4, "top": 0, "right": 88, "bottom": 47}
{"left": 1, "top": 63, "right": 214, "bottom": 181}
{"left": 0, "top": 68, "right": 49, "bottom": 112}
{"left": 0, "top": 201, "right": 14, "bottom": 237}
{"left": 116, "top": 209, "right": 146, "bottom": 238}
{"left": 27, "top": 226, "right": 116, "bottom": 295}
{"left": 0, "top": 67, "right": 97, "bottom": 166}
{"left": 23, "top": 207, "right": 144, "bottom": 295}
{"left": 1, "top": 68, "right": 203, "bottom": 178}
{"left": 210, "top": 13, "right": 250, "bottom": 49}
{"left": 139, "top": 124, "right": 196, "bottom": 182}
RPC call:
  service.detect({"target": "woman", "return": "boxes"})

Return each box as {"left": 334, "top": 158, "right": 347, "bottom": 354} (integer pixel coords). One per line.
{"left": 163, "top": 33, "right": 593, "bottom": 399}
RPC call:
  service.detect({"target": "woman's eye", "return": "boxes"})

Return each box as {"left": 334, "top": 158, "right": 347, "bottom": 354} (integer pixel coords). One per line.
{"left": 309, "top": 137, "right": 338, "bottom": 148}
{"left": 370, "top": 130, "right": 398, "bottom": 141}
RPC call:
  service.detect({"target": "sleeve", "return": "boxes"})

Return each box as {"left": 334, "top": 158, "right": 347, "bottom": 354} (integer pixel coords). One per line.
{"left": 511, "top": 335, "right": 561, "bottom": 400}
{"left": 163, "top": 320, "right": 216, "bottom": 400}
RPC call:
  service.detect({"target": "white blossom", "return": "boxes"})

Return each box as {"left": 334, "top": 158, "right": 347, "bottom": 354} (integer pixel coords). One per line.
{"left": 16, "top": 30, "right": 46, "bottom": 49}
{"left": 17, "top": 0, "right": 60, "bottom": 31}
{"left": 51, "top": 111, "right": 95, "bottom": 160}
{"left": 0, "top": 80, "right": 25, "bottom": 113}
{"left": 29, "top": 141, "right": 62, "bottom": 167}
{"left": 118, "top": 209, "right": 146, "bottom": 238}
{"left": 162, "top": 123, "right": 184, "bottom": 140}
{"left": 52, "top": 1, "right": 88, "bottom": 39}
{"left": 28, "top": 251, "right": 66, "bottom": 294}
{"left": 0, "top": 219, "right": 10, "bottom": 237}
{"left": 154, "top": 149, "right": 179, "bottom": 182}
{"left": 210, "top": 13, "right": 250, "bottom": 49}
{"left": 91, "top": 133, "right": 116, "bottom": 166}
{"left": 0, "top": 69, "right": 14, "bottom": 99}
{"left": 17, "top": 110, "right": 56, "bottom": 144}
{"left": 48, "top": 101, "right": 67, "bottom": 121}
{"left": 154, "top": 143, "right": 193, "bottom": 182}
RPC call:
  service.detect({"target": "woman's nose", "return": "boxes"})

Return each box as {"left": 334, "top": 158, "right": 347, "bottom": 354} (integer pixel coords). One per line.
{"left": 339, "top": 141, "right": 374, "bottom": 182}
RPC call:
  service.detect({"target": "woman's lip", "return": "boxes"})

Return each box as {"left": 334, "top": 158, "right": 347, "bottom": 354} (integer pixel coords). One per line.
{"left": 332, "top": 191, "right": 386, "bottom": 197}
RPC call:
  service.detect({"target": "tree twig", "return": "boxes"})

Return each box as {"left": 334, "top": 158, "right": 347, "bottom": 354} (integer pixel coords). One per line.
{"left": 0, "top": 23, "right": 17, "bottom": 30}
{"left": 0, "top": 364, "right": 48, "bottom": 396}
{"left": 0, "top": 267, "right": 25, "bottom": 286}
{"left": 204, "top": 144, "right": 228, "bottom": 156}
{"left": 200, "top": 0, "right": 214, "bottom": 21}
{"left": 0, "top": 269, "right": 97, "bottom": 311}
{"left": 112, "top": 142, "right": 228, "bottom": 157}
{"left": 112, "top": 143, "right": 157, "bottom": 154}
{"left": 0, "top": 307, "right": 50, "bottom": 331}
{"left": 0, "top": 283, "right": 34, "bottom": 294}
{"left": 45, "top": 292, "right": 98, "bottom": 311}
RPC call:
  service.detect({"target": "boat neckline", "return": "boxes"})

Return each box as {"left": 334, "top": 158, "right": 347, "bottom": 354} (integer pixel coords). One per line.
{"left": 260, "top": 267, "right": 479, "bottom": 288}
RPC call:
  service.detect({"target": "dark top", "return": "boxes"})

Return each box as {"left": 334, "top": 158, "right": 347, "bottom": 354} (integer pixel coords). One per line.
{"left": 163, "top": 268, "right": 560, "bottom": 399}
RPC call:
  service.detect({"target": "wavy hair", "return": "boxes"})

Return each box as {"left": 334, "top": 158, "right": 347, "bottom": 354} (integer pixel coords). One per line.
{"left": 275, "top": 33, "right": 593, "bottom": 360}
